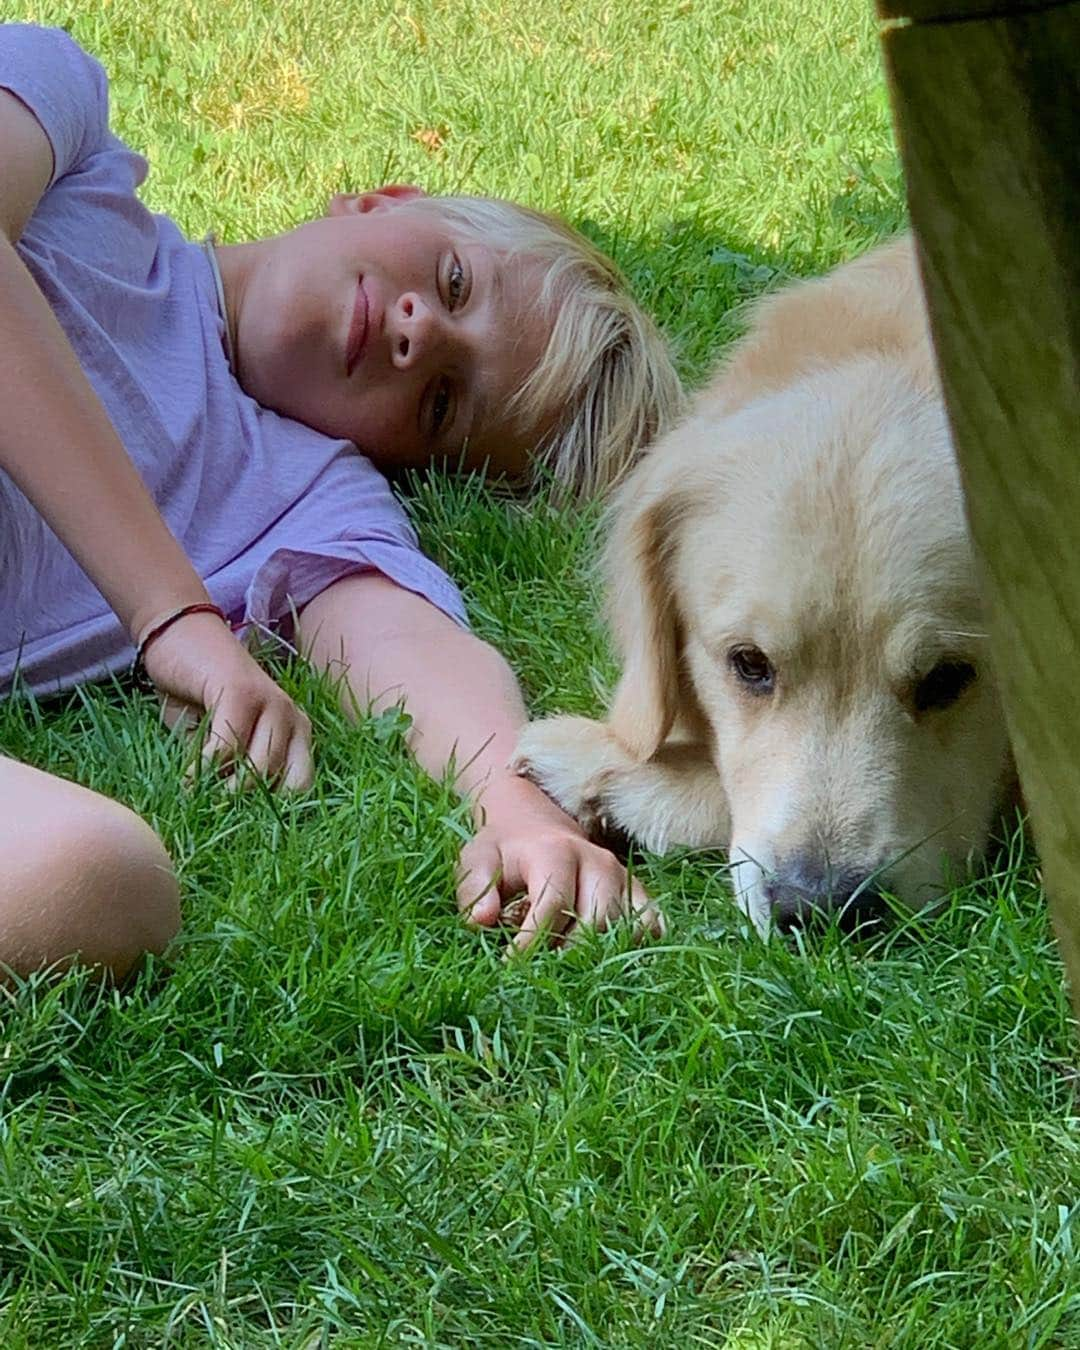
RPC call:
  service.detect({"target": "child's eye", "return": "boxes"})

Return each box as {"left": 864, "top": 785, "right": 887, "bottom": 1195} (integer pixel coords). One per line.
{"left": 446, "top": 256, "right": 465, "bottom": 310}
{"left": 432, "top": 378, "right": 452, "bottom": 436}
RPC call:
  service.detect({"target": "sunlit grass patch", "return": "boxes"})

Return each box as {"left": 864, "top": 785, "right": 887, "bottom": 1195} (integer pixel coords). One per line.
{"left": 3, "top": 1, "right": 1075, "bottom": 1345}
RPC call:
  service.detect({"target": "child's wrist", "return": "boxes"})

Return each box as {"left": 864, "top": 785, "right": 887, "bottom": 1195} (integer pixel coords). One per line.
{"left": 471, "top": 769, "right": 576, "bottom": 830}
{"left": 130, "top": 602, "right": 231, "bottom": 688}
{"left": 130, "top": 593, "right": 217, "bottom": 648}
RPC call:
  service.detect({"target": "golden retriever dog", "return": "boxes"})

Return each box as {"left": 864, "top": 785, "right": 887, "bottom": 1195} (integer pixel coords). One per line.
{"left": 513, "top": 235, "right": 1017, "bottom": 934}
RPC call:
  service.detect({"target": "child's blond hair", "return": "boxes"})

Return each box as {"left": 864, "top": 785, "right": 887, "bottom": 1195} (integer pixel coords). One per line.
{"left": 403, "top": 195, "right": 687, "bottom": 498}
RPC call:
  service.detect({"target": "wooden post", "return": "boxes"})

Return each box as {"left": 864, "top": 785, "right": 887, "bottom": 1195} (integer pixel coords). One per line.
{"left": 874, "top": 1, "right": 1080, "bottom": 1011}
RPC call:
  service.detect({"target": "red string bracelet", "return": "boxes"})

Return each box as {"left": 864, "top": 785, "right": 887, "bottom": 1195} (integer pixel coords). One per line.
{"left": 131, "top": 602, "right": 230, "bottom": 686}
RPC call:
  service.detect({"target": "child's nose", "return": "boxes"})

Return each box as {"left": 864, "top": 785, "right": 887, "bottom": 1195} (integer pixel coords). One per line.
{"left": 390, "top": 292, "right": 447, "bottom": 370}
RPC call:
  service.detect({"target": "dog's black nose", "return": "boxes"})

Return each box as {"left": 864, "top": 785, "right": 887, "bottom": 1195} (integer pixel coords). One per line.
{"left": 764, "top": 859, "right": 886, "bottom": 933}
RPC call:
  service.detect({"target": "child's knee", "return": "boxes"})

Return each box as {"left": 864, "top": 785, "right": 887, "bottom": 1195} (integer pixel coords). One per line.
{"left": 3, "top": 793, "right": 180, "bottom": 982}
{"left": 82, "top": 801, "right": 181, "bottom": 964}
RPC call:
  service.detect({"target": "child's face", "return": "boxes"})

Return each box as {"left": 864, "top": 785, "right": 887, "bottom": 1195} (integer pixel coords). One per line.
{"left": 231, "top": 188, "right": 554, "bottom": 476}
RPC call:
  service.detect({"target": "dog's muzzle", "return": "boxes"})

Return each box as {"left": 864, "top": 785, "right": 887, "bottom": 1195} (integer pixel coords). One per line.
{"left": 764, "top": 856, "right": 888, "bottom": 933}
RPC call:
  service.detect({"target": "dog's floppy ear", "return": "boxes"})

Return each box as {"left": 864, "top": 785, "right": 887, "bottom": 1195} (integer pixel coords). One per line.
{"left": 603, "top": 441, "right": 690, "bottom": 761}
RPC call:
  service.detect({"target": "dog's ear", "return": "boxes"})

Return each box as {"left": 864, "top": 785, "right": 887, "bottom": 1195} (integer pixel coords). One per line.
{"left": 603, "top": 443, "right": 689, "bottom": 761}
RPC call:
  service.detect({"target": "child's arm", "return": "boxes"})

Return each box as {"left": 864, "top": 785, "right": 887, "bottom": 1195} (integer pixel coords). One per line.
{"left": 297, "top": 573, "right": 663, "bottom": 950}
{"left": 0, "top": 89, "right": 312, "bottom": 787}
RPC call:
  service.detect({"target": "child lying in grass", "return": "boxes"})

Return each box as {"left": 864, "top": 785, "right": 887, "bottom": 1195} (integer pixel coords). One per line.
{"left": 0, "top": 23, "right": 683, "bottom": 980}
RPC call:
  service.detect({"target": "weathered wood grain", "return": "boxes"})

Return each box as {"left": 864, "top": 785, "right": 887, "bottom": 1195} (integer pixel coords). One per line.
{"left": 877, "top": 1, "right": 1080, "bottom": 1009}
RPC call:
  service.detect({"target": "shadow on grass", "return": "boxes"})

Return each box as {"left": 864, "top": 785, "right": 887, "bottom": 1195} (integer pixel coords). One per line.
{"left": 570, "top": 190, "right": 908, "bottom": 386}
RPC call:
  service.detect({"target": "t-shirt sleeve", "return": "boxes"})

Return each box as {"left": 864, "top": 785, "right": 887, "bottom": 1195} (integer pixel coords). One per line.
{"left": 0, "top": 24, "right": 110, "bottom": 186}
{"left": 232, "top": 447, "right": 469, "bottom": 635}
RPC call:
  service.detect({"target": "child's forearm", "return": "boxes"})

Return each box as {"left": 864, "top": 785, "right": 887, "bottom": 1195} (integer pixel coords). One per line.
{"left": 0, "top": 235, "right": 210, "bottom": 641}
{"left": 299, "top": 573, "right": 662, "bottom": 946}
{"left": 298, "top": 572, "right": 530, "bottom": 815}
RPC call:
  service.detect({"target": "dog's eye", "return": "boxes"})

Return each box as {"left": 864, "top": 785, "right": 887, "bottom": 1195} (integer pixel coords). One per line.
{"left": 914, "top": 659, "right": 977, "bottom": 713}
{"left": 729, "top": 645, "right": 775, "bottom": 694}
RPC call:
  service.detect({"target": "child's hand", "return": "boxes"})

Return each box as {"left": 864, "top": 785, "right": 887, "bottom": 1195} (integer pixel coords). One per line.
{"left": 140, "top": 610, "right": 314, "bottom": 790}
{"left": 456, "top": 775, "right": 663, "bottom": 952}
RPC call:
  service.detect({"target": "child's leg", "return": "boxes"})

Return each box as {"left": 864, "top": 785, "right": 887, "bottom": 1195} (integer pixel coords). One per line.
{"left": 0, "top": 754, "right": 180, "bottom": 982}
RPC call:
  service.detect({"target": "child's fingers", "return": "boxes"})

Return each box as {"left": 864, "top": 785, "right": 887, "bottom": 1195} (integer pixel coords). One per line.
{"left": 509, "top": 858, "right": 578, "bottom": 954}
{"left": 158, "top": 693, "right": 199, "bottom": 732}
{"left": 634, "top": 908, "right": 666, "bottom": 942}
{"left": 282, "top": 721, "right": 314, "bottom": 792}
{"left": 219, "top": 714, "right": 313, "bottom": 793}
{"left": 245, "top": 702, "right": 311, "bottom": 787}
{"left": 568, "top": 865, "right": 627, "bottom": 933}
{"left": 455, "top": 837, "right": 506, "bottom": 927}
{"left": 569, "top": 867, "right": 664, "bottom": 944}
{"left": 155, "top": 696, "right": 205, "bottom": 785}
{"left": 204, "top": 695, "right": 255, "bottom": 773}
{"left": 632, "top": 879, "right": 666, "bottom": 941}
{"left": 201, "top": 690, "right": 312, "bottom": 789}
{"left": 610, "top": 872, "right": 665, "bottom": 943}
{"left": 241, "top": 710, "right": 284, "bottom": 784}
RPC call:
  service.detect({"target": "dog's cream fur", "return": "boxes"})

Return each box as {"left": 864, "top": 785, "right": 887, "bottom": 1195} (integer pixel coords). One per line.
{"left": 514, "top": 237, "right": 1016, "bottom": 933}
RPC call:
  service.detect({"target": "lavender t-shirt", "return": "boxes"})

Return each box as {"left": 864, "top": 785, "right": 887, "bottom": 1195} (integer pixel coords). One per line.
{"left": 0, "top": 24, "right": 467, "bottom": 698}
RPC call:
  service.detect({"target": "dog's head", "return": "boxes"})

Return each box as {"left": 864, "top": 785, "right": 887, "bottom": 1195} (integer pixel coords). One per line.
{"left": 604, "top": 355, "right": 1013, "bottom": 934}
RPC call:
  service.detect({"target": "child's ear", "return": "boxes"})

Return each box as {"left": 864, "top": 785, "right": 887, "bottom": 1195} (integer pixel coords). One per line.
{"left": 326, "top": 185, "right": 427, "bottom": 217}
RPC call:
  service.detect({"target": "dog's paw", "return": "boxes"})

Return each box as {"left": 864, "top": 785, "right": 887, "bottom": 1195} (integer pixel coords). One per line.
{"left": 511, "top": 715, "right": 630, "bottom": 840}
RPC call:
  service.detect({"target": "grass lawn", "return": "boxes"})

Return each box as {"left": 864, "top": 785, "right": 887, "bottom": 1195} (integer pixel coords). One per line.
{"left": 3, "top": 0, "right": 1079, "bottom": 1345}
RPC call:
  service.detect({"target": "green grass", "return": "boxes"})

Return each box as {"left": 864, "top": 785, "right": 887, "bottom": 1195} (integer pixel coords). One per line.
{"left": 3, "top": 1, "right": 1078, "bottom": 1345}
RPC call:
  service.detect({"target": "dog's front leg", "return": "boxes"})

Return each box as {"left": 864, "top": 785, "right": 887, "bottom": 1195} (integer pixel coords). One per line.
{"left": 512, "top": 715, "right": 730, "bottom": 854}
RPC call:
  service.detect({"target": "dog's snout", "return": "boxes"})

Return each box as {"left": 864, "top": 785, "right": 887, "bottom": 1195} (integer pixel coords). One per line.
{"left": 764, "top": 857, "right": 885, "bottom": 933}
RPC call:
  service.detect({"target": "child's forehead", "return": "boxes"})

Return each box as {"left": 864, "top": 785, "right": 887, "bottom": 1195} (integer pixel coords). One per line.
{"left": 404, "top": 201, "right": 538, "bottom": 263}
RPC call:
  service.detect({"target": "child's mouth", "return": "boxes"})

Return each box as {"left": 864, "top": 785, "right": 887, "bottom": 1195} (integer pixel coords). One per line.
{"left": 345, "top": 276, "right": 369, "bottom": 375}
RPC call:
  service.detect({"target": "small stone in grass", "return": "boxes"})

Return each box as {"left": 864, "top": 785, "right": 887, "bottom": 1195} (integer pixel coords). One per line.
{"left": 500, "top": 896, "right": 530, "bottom": 929}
